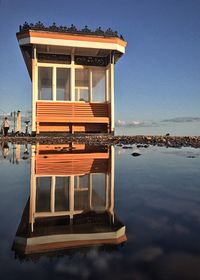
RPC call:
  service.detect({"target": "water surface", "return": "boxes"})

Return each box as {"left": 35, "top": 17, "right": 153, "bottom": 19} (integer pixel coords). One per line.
{"left": 0, "top": 143, "right": 200, "bottom": 280}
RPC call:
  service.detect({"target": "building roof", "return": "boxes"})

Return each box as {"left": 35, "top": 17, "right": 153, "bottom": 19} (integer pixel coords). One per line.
{"left": 18, "top": 22, "right": 126, "bottom": 41}
{"left": 16, "top": 22, "right": 127, "bottom": 78}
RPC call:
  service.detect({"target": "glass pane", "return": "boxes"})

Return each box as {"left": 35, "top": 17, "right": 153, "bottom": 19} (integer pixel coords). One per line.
{"left": 92, "top": 69, "right": 106, "bottom": 102}
{"left": 36, "top": 177, "right": 51, "bottom": 212}
{"left": 75, "top": 175, "right": 89, "bottom": 189}
{"left": 55, "top": 177, "right": 70, "bottom": 211}
{"left": 38, "top": 67, "right": 52, "bottom": 100}
{"left": 56, "top": 68, "right": 70, "bottom": 101}
{"left": 74, "top": 175, "right": 90, "bottom": 211}
{"left": 75, "top": 69, "right": 89, "bottom": 101}
{"left": 91, "top": 174, "right": 106, "bottom": 211}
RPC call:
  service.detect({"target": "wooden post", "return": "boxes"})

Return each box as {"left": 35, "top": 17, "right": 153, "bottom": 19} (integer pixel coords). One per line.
{"left": 105, "top": 67, "right": 109, "bottom": 102}
{"left": 32, "top": 46, "right": 37, "bottom": 134}
{"left": 71, "top": 53, "right": 75, "bottom": 101}
{"left": 69, "top": 176, "right": 74, "bottom": 220}
{"left": 89, "top": 70, "right": 93, "bottom": 102}
{"left": 30, "top": 145, "right": 36, "bottom": 232}
{"left": 110, "top": 54, "right": 115, "bottom": 133}
{"left": 110, "top": 146, "right": 115, "bottom": 222}
{"left": 105, "top": 174, "right": 109, "bottom": 209}
{"left": 51, "top": 176, "right": 56, "bottom": 212}
{"left": 89, "top": 174, "right": 93, "bottom": 210}
{"left": 52, "top": 67, "right": 56, "bottom": 101}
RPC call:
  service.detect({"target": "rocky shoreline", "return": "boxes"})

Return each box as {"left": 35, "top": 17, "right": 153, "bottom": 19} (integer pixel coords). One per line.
{"left": 0, "top": 135, "right": 200, "bottom": 148}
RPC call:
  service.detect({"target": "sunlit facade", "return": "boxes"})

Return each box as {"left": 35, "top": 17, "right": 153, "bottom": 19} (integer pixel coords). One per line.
{"left": 16, "top": 23, "right": 127, "bottom": 134}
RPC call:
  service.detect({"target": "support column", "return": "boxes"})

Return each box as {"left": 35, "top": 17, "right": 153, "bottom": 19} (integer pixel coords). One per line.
{"left": 110, "top": 57, "right": 115, "bottom": 133}
{"left": 89, "top": 70, "right": 93, "bottom": 102}
{"left": 89, "top": 174, "right": 93, "bottom": 210}
{"left": 69, "top": 176, "right": 75, "bottom": 220}
{"left": 52, "top": 67, "right": 56, "bottom": 101}
{"left": 110, "top": 146, "right": 115, "bottom": 222}
{"left": 71, "top": 53, "right": 75, "bottom": 101}
{"left": 30, "top": 145, "right": 36, "bottom": 232}
{"left": 105, "top": 174, "right": 109, "bottom": 209}
{"left": 105, "top": 67, "right": 109, "bottom": 102}
{"left": 32, "top": 46, "right": 37, "bottom": 134}
{"left": 51, "top": 176, "right": 56, "bottom": 212}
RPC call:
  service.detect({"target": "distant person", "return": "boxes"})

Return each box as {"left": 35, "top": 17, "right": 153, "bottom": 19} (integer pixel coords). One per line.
{"left": 1, "top": 117, "right": 10, "bottom": 136}
{"left": 1, "top": 142, "right": 9, "bottom": 158}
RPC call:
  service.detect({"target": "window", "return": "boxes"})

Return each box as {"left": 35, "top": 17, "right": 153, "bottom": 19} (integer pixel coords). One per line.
{"left": 56, "top": 68, "right": 70, "bottom": 101}
{"left": 75, "top": 69, "right": 89, "bottom": 101}
{"left": 38, "top": 67, "right": 52, "bottom": 100}
{"left": 92, "top": 69, "right": 106, "bottom": 102}
{"left": 37, "top": 65, "right": 108, "bottom": 102}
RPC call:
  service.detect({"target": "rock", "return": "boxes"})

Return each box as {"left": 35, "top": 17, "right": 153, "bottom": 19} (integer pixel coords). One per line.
{"left": 132, "top": 152, "right": 141, "bottom": 157}
{"left": 137, "top": 144, "right": 142, "bottom": 148}
{"left": 146, "top": 137, "right": 152, "bottom": 140}
{"left": 22, "top": 156, "right": 29, "bottom": 160}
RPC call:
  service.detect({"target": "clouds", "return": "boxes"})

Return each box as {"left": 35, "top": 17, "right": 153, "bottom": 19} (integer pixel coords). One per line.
{"left": 162, "top": 117, "right": 200, "bottom": 123}
{"left": 116, "top": 116, "right": 200, "bottom": 127}
{"left": 115, "top": 120, "right": 157, "bottom": 128}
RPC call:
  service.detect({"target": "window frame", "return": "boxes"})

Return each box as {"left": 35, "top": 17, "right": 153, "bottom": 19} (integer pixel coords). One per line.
{"left": 37, "top": 62, "right": 109, "bottom": 103}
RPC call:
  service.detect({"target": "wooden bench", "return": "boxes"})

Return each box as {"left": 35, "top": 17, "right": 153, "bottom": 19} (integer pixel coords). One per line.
{"left": 36, "top": 102, "right": 110, "bottom": 133}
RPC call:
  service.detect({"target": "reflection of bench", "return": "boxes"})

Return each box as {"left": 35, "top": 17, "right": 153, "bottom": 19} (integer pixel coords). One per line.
{"left": 36, "top": 102, "right": 110, "bottom": 133}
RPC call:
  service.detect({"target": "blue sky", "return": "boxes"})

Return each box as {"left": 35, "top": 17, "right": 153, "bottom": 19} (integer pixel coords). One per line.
{"left": 0, "top": 0, "right": 200, "bottom": 134}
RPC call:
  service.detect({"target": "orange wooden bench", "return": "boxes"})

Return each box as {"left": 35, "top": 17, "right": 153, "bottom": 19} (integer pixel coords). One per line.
{"left": 36, "top": 102, "right": 110, "bottom": 133}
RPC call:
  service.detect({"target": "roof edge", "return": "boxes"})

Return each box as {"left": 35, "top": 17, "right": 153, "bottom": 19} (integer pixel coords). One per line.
{"left": 17, "top": 22, "right": 127, "bottom": 42}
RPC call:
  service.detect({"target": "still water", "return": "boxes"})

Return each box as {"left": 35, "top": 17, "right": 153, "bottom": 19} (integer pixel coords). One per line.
{"left": 0, "top": 143, "right": 200, "bottom": 280}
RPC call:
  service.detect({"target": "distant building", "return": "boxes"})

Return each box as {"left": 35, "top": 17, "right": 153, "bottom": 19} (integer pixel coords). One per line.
{"left": 16, "top": 22, "right": 127, "bottom": 134}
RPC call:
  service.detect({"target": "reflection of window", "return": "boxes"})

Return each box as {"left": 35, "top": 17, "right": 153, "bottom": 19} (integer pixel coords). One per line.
{"left": 38, "top": 67, "right": 52, "bottom": 100}
{"left": 55, "top": 177, "right": 70, "bottom": 211}
{"left": 92, "top": 69, "right": 106, "bottom": 102}
{"left": 75, "top": 175, "right": 89, "bottom": 189}
{"left": 91, "top": 174, "right": 106, "bottom": 211}
{"left": 75, "top": 69, "right": 89, "bottom": 101}
{"left": 56, "top": 68, "right": 70, "bottom": 101}
{"left": 36, "top": 177, "right": 51, "bottom": 212}
{"left": 74, "top": 175, "right": 90, "bottom": 211}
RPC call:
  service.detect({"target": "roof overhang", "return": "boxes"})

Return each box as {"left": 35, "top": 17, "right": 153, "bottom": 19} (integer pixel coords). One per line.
{"left": 17, "top": 30, "right": 127, "bottom": 78}
{"left": 17, "top": 30, "right": 127, "bottom": 54}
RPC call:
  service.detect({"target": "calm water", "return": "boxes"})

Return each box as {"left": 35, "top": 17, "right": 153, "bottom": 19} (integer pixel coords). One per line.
{"left": 0, "top": 143, "right": 200, "bottom": 280}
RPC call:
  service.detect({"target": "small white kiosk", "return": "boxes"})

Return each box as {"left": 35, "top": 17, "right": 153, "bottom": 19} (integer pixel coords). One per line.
{"left": 16, "top": 22, "right": 127, "bottom": 134}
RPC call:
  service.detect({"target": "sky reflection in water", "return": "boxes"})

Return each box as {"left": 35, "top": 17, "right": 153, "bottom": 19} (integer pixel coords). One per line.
{"left": 0, "top": 143, "right": 200, "bottom": 280}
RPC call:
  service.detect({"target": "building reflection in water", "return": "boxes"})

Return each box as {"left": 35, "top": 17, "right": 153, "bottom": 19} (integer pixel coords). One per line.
{"left": 13, "top": 143, "right": 126, "bottom": 258}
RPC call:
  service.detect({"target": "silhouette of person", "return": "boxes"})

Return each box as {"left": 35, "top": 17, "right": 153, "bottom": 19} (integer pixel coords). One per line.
{"left": 1, "top": 142, "right": 9, "bottom": 159}
{"left": 1, "top": 117, "right": 10, "bottom": 137}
